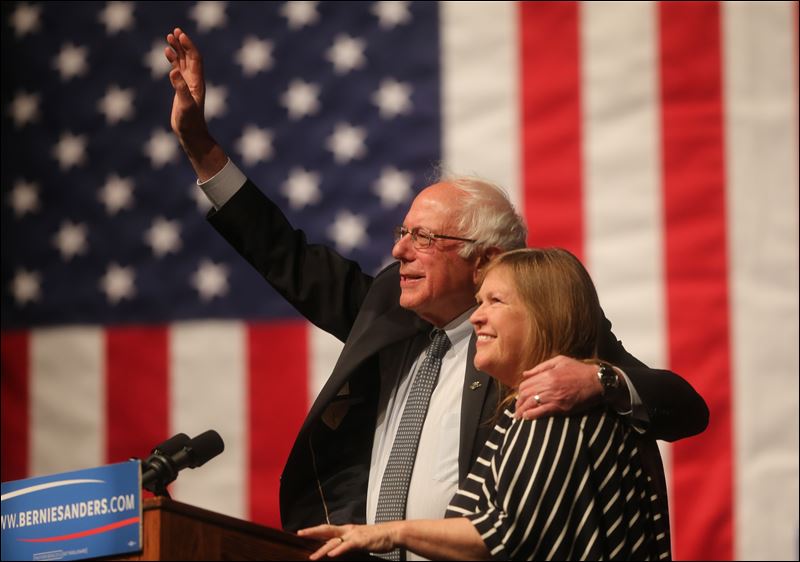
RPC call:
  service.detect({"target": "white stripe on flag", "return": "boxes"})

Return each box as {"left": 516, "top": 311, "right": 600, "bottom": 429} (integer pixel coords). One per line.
{"left": 31, "top": 327, "right": 104, "bottom": 477}
{"left": 309, "top": 324, "right": 344, "bottom": 406}
{"left": 170, "top": 321, "right": 247, "bottom": 520}
{"left": 723, "top": 2, "right": 800, "bottom": 560}
{"left": 440, "top": 1, "right": 522, "bottom": 206}
{"left": 579, "top": 0, "right": 673, "bottom": 527}
{"left": 582, "top": 0, "right": 667, "bottom": 370}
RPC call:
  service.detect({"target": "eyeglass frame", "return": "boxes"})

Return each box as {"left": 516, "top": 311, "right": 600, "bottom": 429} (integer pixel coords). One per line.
{"left": 393, "top": 226, "right": 477, "bottom": 249}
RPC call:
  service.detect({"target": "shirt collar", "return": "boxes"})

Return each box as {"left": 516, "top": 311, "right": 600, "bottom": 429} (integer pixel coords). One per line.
{"left": 441, "top": 306, "right": 477, "bottom": 348}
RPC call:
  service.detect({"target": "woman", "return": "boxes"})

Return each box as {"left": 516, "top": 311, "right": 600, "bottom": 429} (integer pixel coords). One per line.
{"left": 299, "top": 248, "right": 671, "bottom": 561}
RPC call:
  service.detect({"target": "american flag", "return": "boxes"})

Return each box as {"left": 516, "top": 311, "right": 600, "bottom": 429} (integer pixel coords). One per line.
{"left": 1, "top": 2, "right": 797, "bottom": 560}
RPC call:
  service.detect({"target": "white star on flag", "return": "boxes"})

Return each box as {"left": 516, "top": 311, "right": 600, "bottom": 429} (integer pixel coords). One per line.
{"left": 52, "top": 132, "right": 88, "bottom": 170}
{"left": 236, "top": 37, "right": 274, "bottom": 76}
{"left": 8, "top": 180, "right": 40, "bottom": 217}
{"left": 144, "top": 40, "right": 171, "bottom": 79}
{"left": 100, "top": 263, "right": 136, "bottom": 304}
{"left": 145, "top": 217, "right": 183, "bottom": 258}
{"left": 372, "top": 1, "right": 412, "bottom": 29}
{"left": 327, "top": 210, "right": 369, "bottom": 253}
{"left": 192, "top": 260, "right": 230, "bottom": 301}
{"left": 52, "top": 221, "right": 89, "bottom": 262}
{"left": 9, "top": 91, "right": 41, "bottom": 128}
{"left": 281, "top": 1, "right": 320, "bottom": 30}
{"left": 98, "top": 2, "right": 135, "bottom": 35}
{"left": 52, "top": 43, "right": 90, "bottom": 81}
{"left": 326, "top": 123, "right": 367, "bottom": 164}
{"left": 144, "top": 129, "right": 179, "bottom": 168}
{"left": 281, "top": 79, "right": 321, "bottom": 120}
{"left": 372, "top": 78, "right": 413, "bottom": 118}
{"left": 9, "top": 3, "right": 42, "bottom": 37}
{"left": 98, "top": 174, "right": 135, "bottom": 215}
{"left": 98, "top": 85, "right": 136, "bottom": 125}
{"left": 190, "top": 1, "right": 228, "bottom": 32}
{"left": 205, "top": 83, "right": 229, "bottom": 120}
{"left": 282, "top": 168, "right": 322, "bottom": 210}
{"left": 327, "top": 34, "right": 367, "bottom": 74}
{"left": 236, "top": 125, "right": 274, "bottom": 166}
{"left": 10, "top": 269, "right": 42, "bottom": 306}
{"left": 374, "top": 167, "right": 413, "bottom": 208}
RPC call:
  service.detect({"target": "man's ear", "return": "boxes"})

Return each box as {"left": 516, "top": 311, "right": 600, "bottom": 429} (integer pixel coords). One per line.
{"left": 472, "top": 247, "right": 503, "bottom": 284}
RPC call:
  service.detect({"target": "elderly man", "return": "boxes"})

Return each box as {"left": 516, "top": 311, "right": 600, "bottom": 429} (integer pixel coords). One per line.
{"left": 164, "top": 28, "right": 708, "bottom": 541}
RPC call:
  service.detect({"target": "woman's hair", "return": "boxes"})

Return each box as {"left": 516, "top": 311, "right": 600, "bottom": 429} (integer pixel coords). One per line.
{"left": 436, "top": 173, "right": 527, "bottom": 258}
{"left": 481, "top": 248, "right": 604, "bottom": 410}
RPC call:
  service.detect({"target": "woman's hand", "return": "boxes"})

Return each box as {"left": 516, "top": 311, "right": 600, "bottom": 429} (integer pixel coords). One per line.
{"left": 298, "top": 523, "right": 399, "bottom": 560}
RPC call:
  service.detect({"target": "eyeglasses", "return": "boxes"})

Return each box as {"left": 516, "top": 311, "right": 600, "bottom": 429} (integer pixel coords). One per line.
{"left": 393, "top": 226, "right": 477, "bottom": 249}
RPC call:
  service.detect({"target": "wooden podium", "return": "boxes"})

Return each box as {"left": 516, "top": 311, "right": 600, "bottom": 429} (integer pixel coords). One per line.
{"left": 109, "top": 497, "right": 377, "bottom": 561}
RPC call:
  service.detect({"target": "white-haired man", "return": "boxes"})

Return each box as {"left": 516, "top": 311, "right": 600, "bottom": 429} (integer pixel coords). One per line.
{"left": 164, "top": 28, "right": 708, "bottom": 543}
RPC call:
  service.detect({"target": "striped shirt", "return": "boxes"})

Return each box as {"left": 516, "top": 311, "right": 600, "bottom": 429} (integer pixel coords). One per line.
{"left": 446, "top": 409, "right": 671, "bottom": 561}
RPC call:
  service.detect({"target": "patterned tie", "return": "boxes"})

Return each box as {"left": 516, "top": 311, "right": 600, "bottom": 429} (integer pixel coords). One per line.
{"left": 375, "top": 329, "right": 452, "bottom": 561}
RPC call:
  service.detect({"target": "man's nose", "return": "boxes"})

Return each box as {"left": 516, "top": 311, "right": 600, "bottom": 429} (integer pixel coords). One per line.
{"left": 392, "top": 233, "right": 414, "bottom": 260}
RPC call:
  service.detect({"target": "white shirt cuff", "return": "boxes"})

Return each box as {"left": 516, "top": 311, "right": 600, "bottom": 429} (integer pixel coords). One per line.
{"left": 197, "top": 159, "right": 247, "bottom": 210}
{"left": 616, "top": 367, "right": 650, "bottom": 434}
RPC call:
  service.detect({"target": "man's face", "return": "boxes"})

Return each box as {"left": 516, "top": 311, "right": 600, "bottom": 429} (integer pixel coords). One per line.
{"left": 392, "top": 183, "right": 480, "bottom": 327}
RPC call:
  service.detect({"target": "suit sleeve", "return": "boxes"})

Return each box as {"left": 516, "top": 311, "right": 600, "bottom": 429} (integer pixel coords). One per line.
{"left": 597, "top": 314, "right": 709, "bottom": 442}
{"left": 207, "top": 180, "right": 374, "bottom": 343}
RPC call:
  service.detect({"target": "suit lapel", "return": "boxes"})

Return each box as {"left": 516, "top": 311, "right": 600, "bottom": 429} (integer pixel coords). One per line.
{"left": 304, "top": 303, "right": 429, "bottom": 427}
{"left": 458, "top": 333, "right": 493, "bottom": 481}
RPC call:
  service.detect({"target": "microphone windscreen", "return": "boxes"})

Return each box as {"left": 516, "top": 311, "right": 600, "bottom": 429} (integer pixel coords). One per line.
{"left": 188, "top": 430, "right": 224, "bottom": 467}
{"left": 151, "top": 432, "right": 190, "bottom": 455}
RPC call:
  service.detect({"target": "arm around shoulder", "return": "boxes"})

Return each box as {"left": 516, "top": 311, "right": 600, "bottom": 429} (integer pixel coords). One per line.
{"left": 597, "top": 315, "right": 709, "bottom": 442}
{"left": 623, "top": 365, "right": 709, "bottom": 442}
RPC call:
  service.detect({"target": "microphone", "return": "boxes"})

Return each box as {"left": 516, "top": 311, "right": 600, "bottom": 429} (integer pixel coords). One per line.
{"left": 153, "top": 432, "right": 191, "bottom": 456}
{"left": 141, "top": 430, "right": 224, "bottom": 496}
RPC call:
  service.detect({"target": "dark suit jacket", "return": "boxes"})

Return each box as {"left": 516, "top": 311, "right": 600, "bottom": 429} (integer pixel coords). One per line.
{"left": 209, "top": 181, "right": 709, "bottom": 531}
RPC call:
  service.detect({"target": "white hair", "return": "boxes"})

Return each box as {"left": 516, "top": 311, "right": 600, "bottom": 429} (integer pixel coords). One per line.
{"left": 438, "top": 174, "right": 528, "bottom": 258}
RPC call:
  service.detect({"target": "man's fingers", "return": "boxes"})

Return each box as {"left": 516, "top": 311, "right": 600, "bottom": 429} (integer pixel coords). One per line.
{"left": 522, "top": 355, "right": 565, "bottom": 378}
{"left": 165, "top": 34, "right": 186, "bottom": 74}
{"left": 178, "top": 29, "right": 196, "bottom": 53}
{"left": 164, "top": 46, "right": 177, "bottom": 65}
{"left": 520, "top": 403, "right": 557, "bottom": 421}
{"left": 522, "top": 362, "right": 554, "bottom": 378}
{"left": 168, "top": 68, "right": 189, "bottom": 94}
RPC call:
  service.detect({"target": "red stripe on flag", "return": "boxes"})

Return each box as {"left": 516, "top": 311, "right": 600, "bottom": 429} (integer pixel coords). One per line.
{"left": 247, "top": 322, "right": 308, "bottom": 528}
{"left": 519, "top": 1, "right": 584, "bottom": 260}
{"left": 105, "top": 326, "right": 169, "bottom": 464}
{"left": 659, "top": 3, "right": 733, "bottom": 560}
{"left": 1, "top": 331, "right": 29, "bottom": 482}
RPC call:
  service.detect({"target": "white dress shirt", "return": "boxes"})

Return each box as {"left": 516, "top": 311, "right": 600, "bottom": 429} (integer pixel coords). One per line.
{"left": 366, "top": 309, "right": 475, "bottom": 561}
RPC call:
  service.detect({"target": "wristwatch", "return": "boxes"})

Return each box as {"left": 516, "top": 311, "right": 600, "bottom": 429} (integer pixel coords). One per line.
{"left": 597, "top": 362, "right": 620, "bottom": 395}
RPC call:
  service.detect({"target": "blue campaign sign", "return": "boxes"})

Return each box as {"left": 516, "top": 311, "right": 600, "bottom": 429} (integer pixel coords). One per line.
{"left": 1, "top": 461, "right": 141, "bottom": 561}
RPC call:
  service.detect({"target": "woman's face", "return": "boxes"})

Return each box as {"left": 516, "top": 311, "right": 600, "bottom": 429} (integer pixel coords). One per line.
{"left": 470, "top": 267, "right": 531, "bottom": 388}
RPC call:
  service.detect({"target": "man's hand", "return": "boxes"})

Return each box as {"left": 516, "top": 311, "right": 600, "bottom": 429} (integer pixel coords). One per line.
{"left": 164, "top": 27, "right": 226, "bottom": 181}
{"left": 515, "top": 355, "right": 607, "bottom": 420}
{"left": 165, "top": 28, "right": 206, "bottom": 142}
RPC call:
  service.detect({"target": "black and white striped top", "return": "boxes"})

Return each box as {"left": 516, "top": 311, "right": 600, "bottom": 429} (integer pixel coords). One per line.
{"left": 446, "top": 408, "right": 671, "bottom": 561}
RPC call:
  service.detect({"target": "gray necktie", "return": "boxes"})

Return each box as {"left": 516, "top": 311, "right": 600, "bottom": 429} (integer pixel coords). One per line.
{"left": 375, "top": 329, "right": 452, "bottom": 561}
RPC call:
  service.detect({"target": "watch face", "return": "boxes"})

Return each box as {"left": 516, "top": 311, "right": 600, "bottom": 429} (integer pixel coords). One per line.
{"left": 600, "top": 364, "right": 619, "bottom": 389}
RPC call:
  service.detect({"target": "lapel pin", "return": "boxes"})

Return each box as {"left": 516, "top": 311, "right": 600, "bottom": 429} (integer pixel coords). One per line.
{"left": 469, "top": 381, "right": 482, "bottom": 390}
